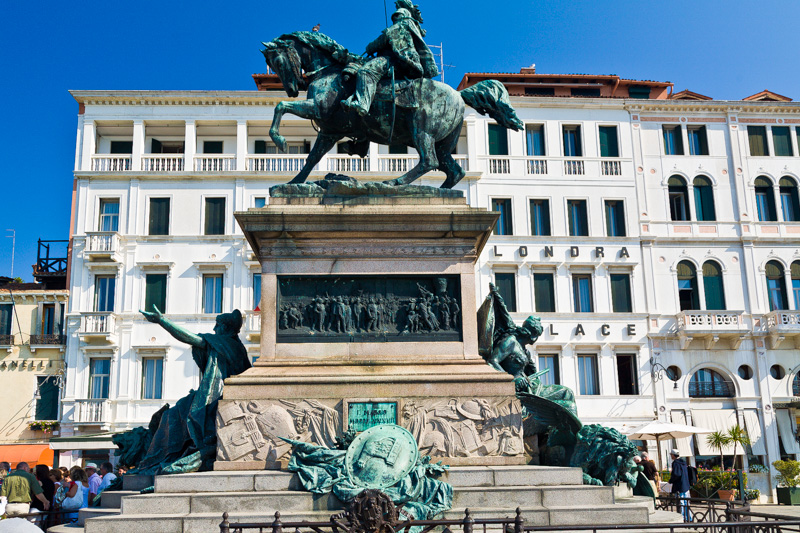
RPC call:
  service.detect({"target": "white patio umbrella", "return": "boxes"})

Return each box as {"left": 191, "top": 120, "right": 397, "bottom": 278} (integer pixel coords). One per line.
{"left": 627, "top": 420, "right": 713, "bottom": 471}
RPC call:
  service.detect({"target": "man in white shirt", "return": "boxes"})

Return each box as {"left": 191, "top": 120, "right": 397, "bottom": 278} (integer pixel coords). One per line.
{"left": 86, "top": 463, "right": 101, "bottom": 502}
{"left": 97, "top": 462, "right": 118, "bottom": 495}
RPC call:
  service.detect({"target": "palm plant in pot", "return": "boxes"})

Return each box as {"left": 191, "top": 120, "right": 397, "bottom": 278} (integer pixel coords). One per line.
{"left": 773, "top": 460, "right": 800, "bottom": 505}
{"left": 706, "top": 431, "right": 735, "bottom": 500}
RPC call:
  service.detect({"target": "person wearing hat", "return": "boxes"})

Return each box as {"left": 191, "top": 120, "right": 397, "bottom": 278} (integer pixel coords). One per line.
{"left": 669, "top": 449, "right": 691, "bottom": 521}
{"left": 85, "top": 463, "right": 101, "bottom": 502}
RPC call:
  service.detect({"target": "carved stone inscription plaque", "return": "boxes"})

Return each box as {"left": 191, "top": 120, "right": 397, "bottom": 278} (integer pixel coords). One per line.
{"left": 277, "top": 275, "right": 462, "bottom": 343}
{"left": 347, "top": 402, "right": 398, "bottom": 432}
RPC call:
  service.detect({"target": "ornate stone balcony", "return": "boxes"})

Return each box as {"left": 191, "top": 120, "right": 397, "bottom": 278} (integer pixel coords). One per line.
{"left": 84, "top": 232, "right": 121, "bottom": 262}
{"left": 78, "top": 312, "right": 117, "bottom": 343}
{"left": 675, "top": 310, "right": 749, "bottom": 349}
{"left": 244, "top": 310, "right": 261, "bottom": 342}
{"left": 91, "top": 154, "right": 131, "bottom": 172}
{"left": 765, "top": 310, "right": 800, "bottom": 349}
{"left": 74, "top": 399, "right": 110, "bottom": 425}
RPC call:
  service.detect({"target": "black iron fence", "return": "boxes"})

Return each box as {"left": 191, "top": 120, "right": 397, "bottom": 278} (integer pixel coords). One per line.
{"left": 220, "top": 493, "right": 800, "bottom": 533}
{"left": 688, "top": 380, "right": 735, "bottom": 398}
{"left": 30, "top": 334, "right": 65, "bottom": 345}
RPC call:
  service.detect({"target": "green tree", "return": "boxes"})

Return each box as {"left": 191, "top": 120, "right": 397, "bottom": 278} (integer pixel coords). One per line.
{"left": 706, "top": 430, "right": 731, "bottom": 470}
{"left": 727, "top": 425, "right": 751, "bottom": 471}
{"left": 773, "top": 460, "right": 800, "bottom": 488}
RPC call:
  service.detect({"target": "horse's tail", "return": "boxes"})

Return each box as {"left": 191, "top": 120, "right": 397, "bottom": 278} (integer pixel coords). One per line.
{"left": 459, "top": 80, "right": 523, "bottom": 131}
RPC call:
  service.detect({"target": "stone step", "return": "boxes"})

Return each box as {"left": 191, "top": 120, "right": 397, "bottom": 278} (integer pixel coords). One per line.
{"left": 154, "top": 466, "right": 586, "bottom": 494}
{"left": 77, "top": 507, "right": 119, "bottom": 526}
{"left": 99, "top": 490, "right": 138, "bottom": 508}
{"left": 119, "top": 485, "right": 611, "bottom": 516}
{"left": 121, "top": 474, "right": 153, "bottom": 491}
{"left": 84, "top": 503, "right": 652, "bottom": 533}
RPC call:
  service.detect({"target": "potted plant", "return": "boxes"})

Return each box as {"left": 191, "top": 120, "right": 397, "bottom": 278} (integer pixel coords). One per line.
{"left": 706, "top": 431, "right": 730, "bottom": 471}
{"left": 28, "top": 420, "right": 59, "bottom": 433}
{"left": 773, "top": 460, "right": 800, "bottom": 505}
{"left": 727, "top": 425, "right": 751, "bottom": 471}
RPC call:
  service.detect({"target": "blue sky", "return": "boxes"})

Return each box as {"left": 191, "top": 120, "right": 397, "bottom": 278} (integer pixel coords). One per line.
{"left": 2, "top": 0, "right": 799, "bottom": 280}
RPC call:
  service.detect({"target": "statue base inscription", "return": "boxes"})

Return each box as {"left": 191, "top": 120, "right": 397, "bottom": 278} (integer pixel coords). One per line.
{"left": 220, "top": 195, "right": 522, "bottom": 469}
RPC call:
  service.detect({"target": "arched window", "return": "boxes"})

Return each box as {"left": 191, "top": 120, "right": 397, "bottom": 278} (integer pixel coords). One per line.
{"left": 668, "top": 176, "right": 690, "bottom": 221}
{"left": 677, "top": 261, "right": 699, "bottom": 310}
{"left": 793, "top": 372, "right": 800, "bottom": 397}
{"left": 779, "top": 177, "right": 800, "bottom": 222}
{"left": 792, "top": 262, "right": 800, "bottom": 310}
{"left": 766, "top": 260, "right": 788, "bottom": 311}
{"left": 755, "top": 177, "right": 777, "bottom": 221}
{"left": 703, "top": 261, "right": 726, "bottom": 310}
{"left": 689, "top": 368, "right": 734, "bottom": 398}
{"left": 693, "top": 176, "right": 716, "bottom": 221}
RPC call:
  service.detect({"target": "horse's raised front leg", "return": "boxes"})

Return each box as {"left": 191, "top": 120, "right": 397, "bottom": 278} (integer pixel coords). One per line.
{"left": 383, "top": 131, "right": 438, "bottom": 187}
{"left": 289, "top": 132, "right": 341, "bottom": 184}
{"left": 270, "top": 100, "right": 318, "bottom": 153}
{"left": 436, "top": 126, "right": 466, "bottom": 189}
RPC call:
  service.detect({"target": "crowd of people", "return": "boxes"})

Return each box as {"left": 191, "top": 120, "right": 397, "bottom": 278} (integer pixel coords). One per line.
{"left": 0, "top": 461, "right": 119, "bottom": 528}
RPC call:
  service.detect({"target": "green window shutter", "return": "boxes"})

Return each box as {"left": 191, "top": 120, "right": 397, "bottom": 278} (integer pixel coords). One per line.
{"left": 494, "top": 273, "right": 517, "bottom": 312}
{"left": 35, "top": 376, "right": 59, "bottom": 421}
{"left": 773, "top": 127, "right": 793, "bottom": 156}
{"left": 628, "top": 86, "right": 651, "bottom": 99}
{"left": 748, "top": 126, "right": 768, "bottom": 156}
{"left": 148, "top": 198, "right": 170, "bottom": 236}
{"left": 702, "top": 262, "right": 726, "bottom": 310}
{"left": 533, "top": 273, "right": 555, "bottom": 312}
{"left": 0, "top": 304, "right": 11, "bottom": 335}
{"left": 203, "top": 141, "right": 224, "bottom": 154}
{"left": 204, "top": 198, "right": 226, "bottom": 235}
{"left": 110, "top": 141, "right": 133, "bottom": 154}
{"left": 145, "top": 274, "right": 168, "bottom": 313}
{"left": 599, "top": 126, "right": 619, "bottom": 157}
{"left": 254, "top": 140, "right": 267, "bottom": 154}
{"left": 610, "top": 274, "right": 632, "bottom": 313}
{"left": 488, "top": 124, "right": 508, "bottom": 155}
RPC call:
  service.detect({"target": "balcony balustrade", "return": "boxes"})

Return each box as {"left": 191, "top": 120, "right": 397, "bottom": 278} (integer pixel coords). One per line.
{"left": 765, "top": 310, "right": 800, "bottom": 349}
{"left": 84, "top": 232, "right": 120, "bottom": 261}
{"left": 600, "top": 160, "right": 622, "bottom": 176}
{"left": 244, "top": 311, "right": 261, "bottom": 342}
{"left": 246, "top": 155, "right": 309, "bottom": 172}
{"left": 78, "top": 312, "right": 116, "bottom": 343}
{"left": 141, "top": 154, "right": 184, "bottom": 172}
{"left": 688, "top": 380, "right": 735, "bottom": 398}
{"left": 91, "top": 155, "right": 131, "bottom": 172}
{"left": 326, "top": 155, "right": 369, "bottom": 173}
{"left": 487, "top": 158, "right": 511, "bottom": 174}
{"left": 526, "top": 159, "right": 547, "bottom": 175}
{"left": 195, "top": 154, "right": 236, "bottom": 172}
{"left": 563, "top": 159, "right": 585, "bottom": 175}
{"left": 30, "top": 334, "right": 65, "bottom": 345}
{"left": 675, "top": 310, "right": 748, "bottom": 349}
{"left": 74, "top": 399, "right": 110, "bottom": 424}
{"left": 0, "top": 334, "right": 13, "bottom": 346}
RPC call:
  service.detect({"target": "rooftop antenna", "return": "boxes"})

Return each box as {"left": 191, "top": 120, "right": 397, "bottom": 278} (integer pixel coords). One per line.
{"left": 6, "top": 229, "right": 14, "bottom": 278}
{"left": 428, "top": 43, "right": 455, "bottom": 84}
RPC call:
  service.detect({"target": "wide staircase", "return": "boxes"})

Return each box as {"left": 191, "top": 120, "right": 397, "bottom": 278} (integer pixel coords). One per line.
{"left": 49, "top": 466, "right": 679, "bottom": 533}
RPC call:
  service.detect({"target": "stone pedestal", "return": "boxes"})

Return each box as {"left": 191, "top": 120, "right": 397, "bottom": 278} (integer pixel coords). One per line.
{"left": 217, "top": 195, "right": 523, "bottom": 470}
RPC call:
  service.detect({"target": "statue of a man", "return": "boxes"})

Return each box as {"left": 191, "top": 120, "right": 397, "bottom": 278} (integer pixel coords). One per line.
{"left": 113, "top": 307, "right": 251, "bottom": 474}
{"left": 341, "top": 0, "right": 439, "bottom": 117}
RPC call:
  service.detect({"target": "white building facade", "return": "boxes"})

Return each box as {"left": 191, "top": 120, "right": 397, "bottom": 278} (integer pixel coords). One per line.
{"left": 62, "top": 80, "right": 800, "bottom": 499}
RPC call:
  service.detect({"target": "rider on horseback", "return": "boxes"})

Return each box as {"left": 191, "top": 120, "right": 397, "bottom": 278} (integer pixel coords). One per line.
{"left": 341, "top": 0, "right": 439, "bottom": 117}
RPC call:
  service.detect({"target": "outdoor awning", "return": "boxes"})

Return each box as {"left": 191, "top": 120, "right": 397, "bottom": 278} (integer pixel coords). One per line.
{"left": 670, "top": 410, "right": 694, "bottom": 457}
{"left": 691, "top": 409, "right": 737, "bottom": 455}
{"left": 776, "top": 409, "right": 800, "bottom": 455}
{"left": 48, "top": 433, "right": 118, "bottom": 451}
{"left": 742, "top": 409, "right": 767, "bottom": 456}
{"left": 0, "top": 444, "right": 54, "bottom": 468}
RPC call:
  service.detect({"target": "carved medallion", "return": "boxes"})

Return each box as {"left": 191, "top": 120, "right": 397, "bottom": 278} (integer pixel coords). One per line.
{"left": 344, "top": 424, "right": 419, "bottom": 489}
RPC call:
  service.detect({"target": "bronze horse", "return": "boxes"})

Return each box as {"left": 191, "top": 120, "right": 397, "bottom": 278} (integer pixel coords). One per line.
{"left": 262, "top": 32, "right": 522, "bottom": 189}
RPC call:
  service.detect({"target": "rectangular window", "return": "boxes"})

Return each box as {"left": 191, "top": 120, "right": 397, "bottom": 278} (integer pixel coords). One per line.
{"left": 662, "top": 125, "right": 684, "bottom": 155}
{"left": 567, "top": 200, "right": 588, "bottom": 236}
{"left": 151, "top": 139, "right": 184, "bottom": 153}
{"left": 203, "top": 274, "right": 223, "bottom": 314}
{"left": 533, "top": 272, "right": 556, "bottom": 313}
{"left": 756, "top": 190, "right": 774, "bottom": 222}
{"left": 41, "top": 304, "right": 56, "bottom": 335}
{"left": 254, "top": 140, "right": 268, "bottom": 154}
{"left": 604, "top": 200, "right": 626, "bottom": 237}
{"left": 577, "top": 354, "right": 599, "bottom": 395}
{"left": 688, "top": 126, "right": 709, "bottom": 155}
{"left": 525, "top": 125, "right": 546, "bottom": 156}
{"left": 254, "top": 197, "right": 266, "bottom": 208}
{"left": 492, "top": 198, "right": 513, "bottom": 235}
{"left": 98, "top": 199, "right": 120, "bottom": 232}
{"left": 110, "top": 141, "right": 133, "bottom": 154}
{"left": 253, "top": 273, "right": 262, "bottom": 310}
{"left": 628, "top": 86, "right": 651, "bottom": 99}
{"left": 793, "top": 278, "right": 800, "bottom": 310}
{"left": 94, "top": 276, "right": 116, "bottom": 312}
{"left": 0, "top": 304, "right": 12, "bottom": 335}
{"left": 562, "top": 125, "right": 582, "bottom": 156}
{"left": 538, "top": 355, "right": 559, "bottom": 385}
{"left": 148, "top": 198, "right": 170, "bottom": 236}
{"left": 598, "top": 126, "right": 619, "bottom": 157}
{"left": 142, "top": 358, "right": 164, "bottom": 400}
{"left": 768, "top": 278, "right": 786, "bottom": 311}
{"left": 388, "top": 143, "right": 408, "bottom": 154}
{"left": 610, "top": 273, "right": 633, "bottom": 313}
{"left": 494, "top": 273, "right": 517, "bottom": 312}
{"left": 529, "top": 199, "right": 551, "bottom": 236}
{"left": 89, "top": 358, "right": 111, "bottom": 399}
{"left": 203, "top": 141, "right": 224, "bottom": 154}
{"left": 773, "top": 127, "right": 793, "bottom": 157}
{"left": 572, "top": 274, "right": 594, "bottom": 312}
{"left": 616, "top": 354, "right": 639, "bottom": 395}
{"left": 571, "top": 88, "right": 601, "bottom": 97}
{"left": 35, "top": 376, "right": 60, "bottom": 421}
{"left": 144, "top": 274, "right": 167, "bottom": 313}
{"left": 204, "top": 197, "right": 226, "bottom": 235}
{"left": 488, "top": 124, "right": 509, "bottom": 156}
{"left": 748, "top": 126, "right": 769, "bottom": 156}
